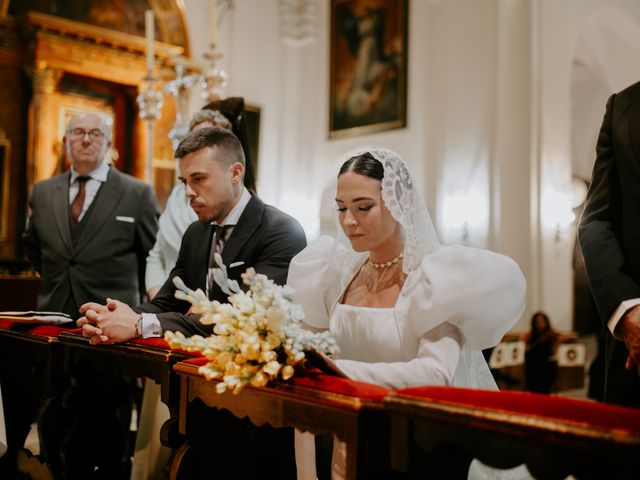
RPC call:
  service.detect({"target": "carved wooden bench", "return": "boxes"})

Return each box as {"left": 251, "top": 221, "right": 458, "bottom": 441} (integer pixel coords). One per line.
{"left": 172, "top": 357, "right": 392, "bottom": 480}
{"left": 385, "top": 386, "right": 640, "bottom": 479}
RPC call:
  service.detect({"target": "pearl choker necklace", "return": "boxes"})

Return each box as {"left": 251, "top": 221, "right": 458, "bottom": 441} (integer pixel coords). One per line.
{"left": 370, "top": 253, "right": 403, "bottom": 269}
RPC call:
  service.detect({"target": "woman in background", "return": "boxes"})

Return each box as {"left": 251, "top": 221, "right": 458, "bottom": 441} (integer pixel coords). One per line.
{"left": 523, "top": 311, "right": 560, "bottom": 393}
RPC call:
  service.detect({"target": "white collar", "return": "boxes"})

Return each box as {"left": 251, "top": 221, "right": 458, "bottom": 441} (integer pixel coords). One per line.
{"left": 213, "top": 187, "right": 251, "bottom": 227}
{"left": 70, "top": 161, "right": 110, "bottom": 184}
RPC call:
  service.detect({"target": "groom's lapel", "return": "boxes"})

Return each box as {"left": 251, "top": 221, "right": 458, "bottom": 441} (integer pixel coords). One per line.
{"left": 221, "top": 195, "right": 264, "bottom": 266}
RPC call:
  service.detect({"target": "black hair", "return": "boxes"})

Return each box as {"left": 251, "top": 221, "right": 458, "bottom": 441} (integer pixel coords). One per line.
{"left": 338, "top": 152, "right": 384, "bottom": 180}
{"left": 530, "top": 311, "right": 552, "bottom": 338}
{"left": 175, "top": 126, "right": 245, "bottom": 168}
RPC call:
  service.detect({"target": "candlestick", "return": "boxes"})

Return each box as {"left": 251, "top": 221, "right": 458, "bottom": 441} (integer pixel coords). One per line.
{"left": 136, "top": 75, "right": 163, "bottom": 184}
{"left": 165, "top": 58, "right": 197, "bottom": 149}
{"left": 209, "top": 0, "right": 217, "bottom": 47}
{"left": 145, "top": 9, "right": 155, "bottom": 72}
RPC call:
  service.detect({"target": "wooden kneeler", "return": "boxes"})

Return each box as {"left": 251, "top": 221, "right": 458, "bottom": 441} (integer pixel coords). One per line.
{"left": 385, "top": 386, "right": 640, "bottom": 480}
{"left": 172, "top": 357, "right": 392, "bottom": 480}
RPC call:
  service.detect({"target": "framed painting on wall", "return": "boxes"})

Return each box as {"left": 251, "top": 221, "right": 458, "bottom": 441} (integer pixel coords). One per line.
{"left": 329, "top": 0, "right": 408, "bottom": 139}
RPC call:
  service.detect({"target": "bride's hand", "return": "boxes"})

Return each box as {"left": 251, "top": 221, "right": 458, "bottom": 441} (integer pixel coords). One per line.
{"left": 305, "top": 348, "right": 348, "bottom": 378}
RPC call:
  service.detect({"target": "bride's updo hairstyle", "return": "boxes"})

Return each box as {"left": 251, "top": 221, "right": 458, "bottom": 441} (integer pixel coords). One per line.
{"left": 338, "top": 152, "right": 383, "bottom": 181}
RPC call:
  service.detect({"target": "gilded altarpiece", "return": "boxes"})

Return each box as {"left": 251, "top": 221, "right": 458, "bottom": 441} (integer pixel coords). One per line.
{"left": 0, "top": 5, "right": 188, "bottom": 261}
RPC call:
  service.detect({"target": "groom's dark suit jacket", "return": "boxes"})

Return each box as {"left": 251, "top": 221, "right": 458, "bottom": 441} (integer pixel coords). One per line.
{"left": 135, "top": 194, "right": 306, "bottom": 479}
{"left": 23, "top": 167, "right": 158, "bottom": 318}
{"left": 579, "top": 80, "right": 640, "bottom": 407}
{"left": 136, "top": 194, "right": 307, "bottom": 336}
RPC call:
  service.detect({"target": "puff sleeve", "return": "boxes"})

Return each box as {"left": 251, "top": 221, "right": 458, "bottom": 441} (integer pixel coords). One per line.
{"left": 287, "top": 236, "right": 349, "bottom": 329}
{"left": 397, "top": 245, "right": 526, "bottom": 351}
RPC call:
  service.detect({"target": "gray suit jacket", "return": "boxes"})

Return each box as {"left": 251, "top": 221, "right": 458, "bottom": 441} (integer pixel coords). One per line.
{"left": 23, "top": 167, "right": 159, "bottom": 318}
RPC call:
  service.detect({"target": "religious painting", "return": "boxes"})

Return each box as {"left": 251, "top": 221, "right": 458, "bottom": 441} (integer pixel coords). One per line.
{"left": 329, "top": 0, "right": 408, "bottom": 139}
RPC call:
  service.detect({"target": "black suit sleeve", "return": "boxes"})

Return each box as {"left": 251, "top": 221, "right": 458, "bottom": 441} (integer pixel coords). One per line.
{"left": 134, "top": 222, "right": 210, "bottom": 336}
{"left": 250, "top": 208, "right": 307, "bottom": 286}
{"left": 578, "top": 93, "right": 640, "bottom": 323}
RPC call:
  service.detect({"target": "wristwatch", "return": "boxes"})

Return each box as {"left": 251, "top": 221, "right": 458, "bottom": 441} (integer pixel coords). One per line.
{"left": 135, "top": 314, "right": 143, "bottom": 338}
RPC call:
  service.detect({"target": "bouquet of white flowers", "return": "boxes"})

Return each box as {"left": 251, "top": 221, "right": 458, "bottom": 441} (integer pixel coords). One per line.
{"left": 165, "top": 253, "right": 339, "bottom": 394}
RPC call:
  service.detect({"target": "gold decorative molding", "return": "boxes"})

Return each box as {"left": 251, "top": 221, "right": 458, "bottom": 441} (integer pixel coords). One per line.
{"left": 25, "top": 60, "right": 62, "bottom": 94}
{"left": 27, "top": 12, "right": 183, "bottom": 60}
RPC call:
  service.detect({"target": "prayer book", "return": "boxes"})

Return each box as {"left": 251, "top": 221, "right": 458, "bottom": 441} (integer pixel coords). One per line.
{"left": 0, "top": 310, "right": 72, "bottom": 325}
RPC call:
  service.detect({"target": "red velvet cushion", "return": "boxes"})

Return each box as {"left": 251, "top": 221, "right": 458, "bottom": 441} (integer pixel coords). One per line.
{"left": 129, "top": 337, "right": 201, "bottom": 357}
{"left": 26, "top": 326, "right": 80, "bottom": 337}
{"left": 130, "top": 337, "right": 171, "bottom": 349}
{"left": 179, "top": 358, "right": 388, "bottom": 401}
{"left": 397, "top": 386, "right": 640, "bottom": 433}
{"left": 0, "top": 322, "right": 78, "bottom": 337}
{"left": 291, "top": 369, "right": 389, "bottom": 401}
{"left": 182, "top": 357, "right": 208, "bottom": 366}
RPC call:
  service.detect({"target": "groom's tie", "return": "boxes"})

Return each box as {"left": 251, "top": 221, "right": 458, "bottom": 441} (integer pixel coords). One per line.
{"left": 207, "top": 224, "right": 233, "bottom": 296}
{"left": 208, "top": 224, "right": 232, "bottom": 266}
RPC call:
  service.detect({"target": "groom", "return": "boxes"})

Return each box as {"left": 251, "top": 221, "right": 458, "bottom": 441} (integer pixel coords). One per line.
{"left": 80, "top": 127, "right": 307, "bottom": 478}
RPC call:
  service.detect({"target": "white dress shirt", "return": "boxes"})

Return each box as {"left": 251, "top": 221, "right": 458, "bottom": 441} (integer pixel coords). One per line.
{"left": 608, "top": 299, "right": 640, "bottom": 338}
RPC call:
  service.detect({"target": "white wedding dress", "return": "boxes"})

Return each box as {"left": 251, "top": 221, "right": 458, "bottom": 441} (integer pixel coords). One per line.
{"left": 288, "top": 236, "right": 529, "bottom": 480}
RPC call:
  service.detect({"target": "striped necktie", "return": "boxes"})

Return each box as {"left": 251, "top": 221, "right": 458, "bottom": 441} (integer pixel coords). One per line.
{"left": 71, "top": 176, "right": 90, "bottom": 223}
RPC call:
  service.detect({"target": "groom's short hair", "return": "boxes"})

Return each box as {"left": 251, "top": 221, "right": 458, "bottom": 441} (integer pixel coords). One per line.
{"left": 175, "top": 126, "right": 245, "bottom": 168}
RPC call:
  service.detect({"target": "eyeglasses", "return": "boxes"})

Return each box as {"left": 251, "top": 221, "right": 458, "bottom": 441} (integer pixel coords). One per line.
{"left": 68, "top": 128, "right": 105, "bottom": 141}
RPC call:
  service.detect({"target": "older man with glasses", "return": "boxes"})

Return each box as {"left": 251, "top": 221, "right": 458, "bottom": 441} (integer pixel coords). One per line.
{"left": 24, "top": 112, "right": 158, "bottom": 319}
{"left": 3, "top": 112, "right": 159, "bottom": 479}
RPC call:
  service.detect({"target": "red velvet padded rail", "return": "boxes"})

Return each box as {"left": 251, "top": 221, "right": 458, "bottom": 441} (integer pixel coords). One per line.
{"left": 0, "top": 321, "right": 79, "bottom": 337}
{"left": 397, "top": 386, "right": 640, "bottom": 433}
{"left": 180, "top": 357, "right": 389, "bottom": 401}
{"left": 292, "top": 369, "right": 389, "bottom": 401}
{"left": 130, "top": 337, "right": 171, "bottom": 349}
{"left": 130, "top": 337, "right": 202, "bottom": 357}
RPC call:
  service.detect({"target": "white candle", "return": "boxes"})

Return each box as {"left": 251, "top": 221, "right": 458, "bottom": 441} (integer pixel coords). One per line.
{"left": 145, "top": 9, "right": 155, "bottom": 72}
{"left": 209, "top": 0, "right": 217, "bottom": 47}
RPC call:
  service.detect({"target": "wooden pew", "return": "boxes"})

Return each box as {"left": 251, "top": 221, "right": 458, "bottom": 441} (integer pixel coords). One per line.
{"left": 0, "top": 324, "right": 70, "bottom": 478}
{"left": 57, "top": 332, "right": 191, "bottom": 450}
{"left": 385, "top": 386, "right": 640, "bottom": 479}
{"left": 172, "top": 357, "right": 391, "bottom": 480}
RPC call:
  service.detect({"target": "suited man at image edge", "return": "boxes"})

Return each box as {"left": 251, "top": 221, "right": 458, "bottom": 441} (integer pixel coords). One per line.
{"left": 579, "top": 80, "right": 640, "bottom": 408}
{"left": 23, "top": 112, "right": 159, "bottom": 318}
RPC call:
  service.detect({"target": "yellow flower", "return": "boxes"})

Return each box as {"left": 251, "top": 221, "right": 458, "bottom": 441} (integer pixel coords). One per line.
{"left": 282, "top": 365, "right": 295, "bottom": 380}
{"left": 263, "top": 361, "right": 282, "bottom": 376}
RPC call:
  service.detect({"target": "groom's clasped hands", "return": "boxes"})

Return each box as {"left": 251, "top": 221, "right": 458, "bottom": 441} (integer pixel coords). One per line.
{"left": 77, "top": 298, "right": 139, "bottom": 345}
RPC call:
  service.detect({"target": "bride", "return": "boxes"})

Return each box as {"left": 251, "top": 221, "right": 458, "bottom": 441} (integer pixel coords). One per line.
{"left": 288, "top": 148, "right": 527, "bottom": 479}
